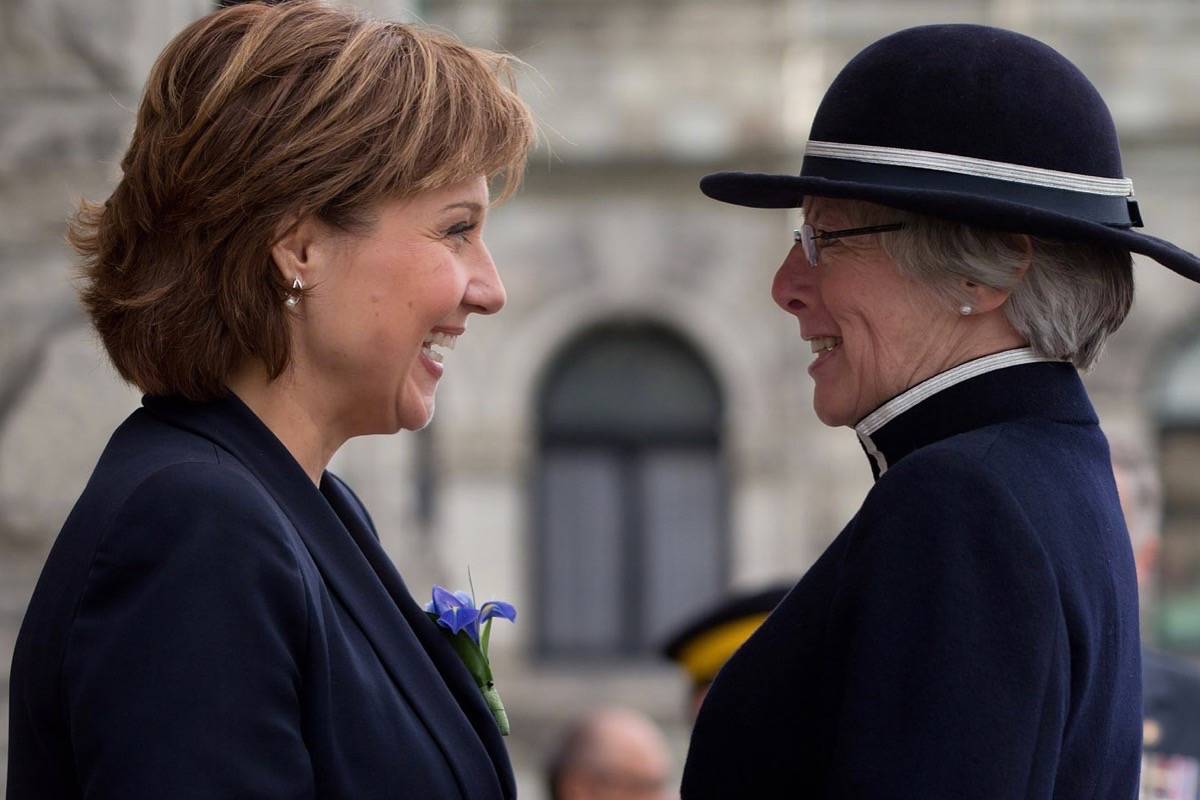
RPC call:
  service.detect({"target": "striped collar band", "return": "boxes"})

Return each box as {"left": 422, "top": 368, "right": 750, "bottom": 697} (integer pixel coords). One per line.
{"left": 855, "top": 347, "right": 1063, "bottom": 476}
{"left": 805, "top": 141, "right": 1135, "bottom": 198}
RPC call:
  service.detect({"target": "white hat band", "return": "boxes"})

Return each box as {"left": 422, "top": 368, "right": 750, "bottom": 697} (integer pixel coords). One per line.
{"left": 806, "top": 140, "right": 1135, "bottom": 197}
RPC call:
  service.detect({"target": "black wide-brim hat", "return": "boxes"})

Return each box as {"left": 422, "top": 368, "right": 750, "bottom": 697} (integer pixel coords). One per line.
{"left": 701, "top": 24, "right": 1200, "bottom": 283}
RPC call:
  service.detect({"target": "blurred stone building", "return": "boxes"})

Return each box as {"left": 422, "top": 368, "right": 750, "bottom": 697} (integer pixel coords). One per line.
{"left": 2, "top": 0, "right": 1200, "bottom": 795}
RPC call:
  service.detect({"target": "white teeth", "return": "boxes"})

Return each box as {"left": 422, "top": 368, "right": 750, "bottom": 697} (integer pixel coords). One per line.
{"left": 421, "top": 344, "right": 444, "bottom": 364}
{"left": 808, "top": 336, "right": 842, "bottom": 353}
{"left": 422, "top": 332, "right": 458, "bottom": 365}
{"left": 429, "top": 332, "right": 458, "bottom": 350}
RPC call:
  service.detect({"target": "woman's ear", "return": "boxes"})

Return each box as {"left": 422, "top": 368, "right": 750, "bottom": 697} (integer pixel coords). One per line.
{"left": 959, "top": 234, "right": 1031, "bottom": 315}
{"left": 962, "top": 282, "right": 1014, "bottom": 315}
{"left": 270, "top": 214, "right": 329, "bottom": 288}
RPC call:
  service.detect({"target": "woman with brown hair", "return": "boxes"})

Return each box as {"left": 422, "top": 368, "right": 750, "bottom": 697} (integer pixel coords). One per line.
{"left": 7, "top": 2, "right": 535, "bottom": 798}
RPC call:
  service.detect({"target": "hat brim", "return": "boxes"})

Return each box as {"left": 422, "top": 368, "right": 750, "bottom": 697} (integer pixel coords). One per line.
{"left": 700, "top": 171, "right": 1200, "bottom": 283}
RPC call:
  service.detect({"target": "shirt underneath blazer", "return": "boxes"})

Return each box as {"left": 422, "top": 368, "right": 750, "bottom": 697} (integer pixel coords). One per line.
{"left": 681, "top": 351, "right": 1142, "bottom": 799}
{"left": 7, "top": 393, "right": 514, "bottom": 800}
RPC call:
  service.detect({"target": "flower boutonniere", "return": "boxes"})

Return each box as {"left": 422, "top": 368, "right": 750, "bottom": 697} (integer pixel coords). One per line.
{"left": 425, "top": 584, "right": 517, "bottom": 735}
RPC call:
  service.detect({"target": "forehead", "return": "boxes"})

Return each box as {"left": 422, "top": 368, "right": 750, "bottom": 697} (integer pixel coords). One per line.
{"left": 803, "top": 197, "right": 855, "bottom": 226}
{"left": 425, "top": 175, "right": 490, "bottom": 210}
{"left": 383, "top": 175, "right": 490, "bottom": 216}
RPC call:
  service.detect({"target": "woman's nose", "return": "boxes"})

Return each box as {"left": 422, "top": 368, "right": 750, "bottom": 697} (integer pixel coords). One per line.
{"left": 771, "top": 246, "right": 813, "bottom": 316}
{"left": 465, "top": 243, "right": 506, "bottom": 315}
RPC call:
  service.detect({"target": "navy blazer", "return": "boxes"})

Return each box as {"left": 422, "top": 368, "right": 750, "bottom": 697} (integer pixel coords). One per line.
{"left": 681, "top": 360, "right": 1142, "bottom": 799}
{"left": 8, "top": 393, "right": 514, "bottom": 799}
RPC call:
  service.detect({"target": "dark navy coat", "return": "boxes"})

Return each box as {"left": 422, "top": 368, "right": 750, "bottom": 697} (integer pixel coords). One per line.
{"left": 682, "top": 359, "right": 1142, "bottom": 799}
{"left": 8, "top": 393, "right": 514, "bottom": 800}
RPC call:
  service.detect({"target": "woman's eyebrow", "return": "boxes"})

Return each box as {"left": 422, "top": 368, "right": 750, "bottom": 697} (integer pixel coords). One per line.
{"left": 440, "top": 201, "right": 485, "bottom": 213}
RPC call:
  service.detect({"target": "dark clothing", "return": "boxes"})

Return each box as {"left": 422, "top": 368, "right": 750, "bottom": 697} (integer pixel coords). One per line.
{"left": 682, "top": 360, "right": 1142, "bottom": 799}
{"left": 8, "top": 393, "right": 514, "bottom": 800}
{"left": 1141, "top": 648, "right": 1200, "bottom": 798}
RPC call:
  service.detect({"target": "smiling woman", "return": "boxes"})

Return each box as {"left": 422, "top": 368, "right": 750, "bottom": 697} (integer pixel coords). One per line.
{"left": 7, "top": 3, "right": 535, "bottom": 799}
{"left": 684, "top": 23, "right": 1200, "bottom": 800}
{"left": 233, "top": 176, "right": 506, "bottom": 476}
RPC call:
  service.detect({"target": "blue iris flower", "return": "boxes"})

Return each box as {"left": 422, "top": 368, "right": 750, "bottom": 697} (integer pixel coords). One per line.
{"left": 424, "top": 583, "right": 517, "bottom": 735}
{"left": 426, "top": 584, "right": 517, "bottom": 645}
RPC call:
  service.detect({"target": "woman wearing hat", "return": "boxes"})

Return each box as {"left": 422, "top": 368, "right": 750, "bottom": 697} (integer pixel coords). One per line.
{"left": 682, "top": 24, "right": 1200, "bottom": 799}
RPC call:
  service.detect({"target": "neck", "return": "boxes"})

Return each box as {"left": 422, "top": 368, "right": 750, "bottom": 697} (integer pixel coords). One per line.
{"left": 226, "top": 361, "right": 343, "bottom": 486}
{"left": 901, "top": 310, "right": 1028, "bottom": 394}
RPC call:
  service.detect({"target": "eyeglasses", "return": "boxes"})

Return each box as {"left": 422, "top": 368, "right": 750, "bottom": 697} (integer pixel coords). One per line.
{"left": 793, "top": 223, "right": 905, "bottom": 267}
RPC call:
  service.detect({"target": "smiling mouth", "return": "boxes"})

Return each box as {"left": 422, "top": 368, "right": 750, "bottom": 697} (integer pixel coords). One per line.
{"left": 806, "top": 335, "right": 842, "bottom": 354}
{"left": 421, "top": 331, "right": 458, "bottom": 365}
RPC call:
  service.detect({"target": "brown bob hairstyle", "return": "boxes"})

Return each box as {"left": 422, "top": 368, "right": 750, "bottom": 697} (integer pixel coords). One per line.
{"left": 71, "top": 0, "right": 536, "bottom": 401}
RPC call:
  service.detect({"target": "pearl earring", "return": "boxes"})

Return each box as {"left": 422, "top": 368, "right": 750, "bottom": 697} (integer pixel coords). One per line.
{"left": 959, "top": 304, "right": 973, "bottom": 316}
{"left": 286, "top": 276, "right": 303, "bottom": 307}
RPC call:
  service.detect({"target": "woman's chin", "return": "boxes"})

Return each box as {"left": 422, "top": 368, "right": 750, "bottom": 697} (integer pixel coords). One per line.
{"left": 410, "top": 401, "right": 435, "bottom": 431}
{"left": 812, "top": 393, "right": 854, "bottom": 428}
{"left": 814, "top": 409, "right": 847, "bottom": 428}
{"left": 397, "top": 391, "right": 437, "bottom": 432}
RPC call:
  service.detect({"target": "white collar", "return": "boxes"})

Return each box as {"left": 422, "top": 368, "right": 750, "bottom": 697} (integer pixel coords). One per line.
{"left": 854, "top": 347, "right": 1062, "bottom": 476}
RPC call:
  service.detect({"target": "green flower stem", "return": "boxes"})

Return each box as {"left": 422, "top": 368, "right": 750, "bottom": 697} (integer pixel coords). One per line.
{"left": 482, "top": 684, "right": 509, "bottom": 736}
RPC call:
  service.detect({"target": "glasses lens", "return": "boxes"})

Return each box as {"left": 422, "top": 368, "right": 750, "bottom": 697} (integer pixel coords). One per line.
{"left": 799, "top": 224, "right": 819, "bottom": 266}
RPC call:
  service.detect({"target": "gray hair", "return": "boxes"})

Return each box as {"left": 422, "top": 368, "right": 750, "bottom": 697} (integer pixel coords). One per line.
{"left": 836, "top": 201, "right": 1134, "bottom": 369}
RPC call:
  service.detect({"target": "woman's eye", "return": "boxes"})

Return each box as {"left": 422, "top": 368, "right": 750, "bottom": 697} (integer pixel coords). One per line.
{"left": 445, "top": 221, "right": 477, "bottom": 240}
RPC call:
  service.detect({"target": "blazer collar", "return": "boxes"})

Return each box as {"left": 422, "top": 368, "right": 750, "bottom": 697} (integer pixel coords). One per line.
{"left": 322, "top": 474, "right": 517, "bottom": 799}
{"left": 141, "top": 392, "right": 510, "bottom": 800}
{"left": 852, "top": 350, "right": 1097, "bottom": 480}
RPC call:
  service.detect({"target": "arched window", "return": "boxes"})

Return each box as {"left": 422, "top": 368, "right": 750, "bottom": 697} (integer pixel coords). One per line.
{"left": 1156, "top": 331, "right": 1200, "bottom": 654}
{"left": 535, "top": 322, "right": 727, "bottom": 659}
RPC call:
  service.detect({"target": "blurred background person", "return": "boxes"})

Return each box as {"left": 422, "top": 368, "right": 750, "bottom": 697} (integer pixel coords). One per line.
{"left": 662, "top": 584, "right": 790, "bottom": 721}
{"left": 546, "top": 708, "right": 673, "bottom": 800}
{"left": 1112, "top": 440, "right": 1200, "bottom": 800}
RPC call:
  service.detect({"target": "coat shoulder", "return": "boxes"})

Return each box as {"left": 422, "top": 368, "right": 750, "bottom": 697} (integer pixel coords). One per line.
{"left": 52, "top": 412, "right": 309, "bottom": 623}
{"left": 72, "top": 409, "right": 285, "bottom": 543}
{"left": 849, "top": 432, "right": 1057, "bottom": 588}
{"left": 859, "top": 435, "right": 1029, "bottom": 533}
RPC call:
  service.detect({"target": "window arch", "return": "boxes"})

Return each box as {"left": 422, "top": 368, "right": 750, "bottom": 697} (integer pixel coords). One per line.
{"left": 535, "top": 321, "right": 728, "bottom": 659}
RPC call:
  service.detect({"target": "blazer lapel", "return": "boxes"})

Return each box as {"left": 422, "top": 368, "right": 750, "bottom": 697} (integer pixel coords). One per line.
{"left": 323, "top": 475, "right": 516, "bottom": 800}
{"left": 141, "top": 394, "right": 504, "bottom": 800}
